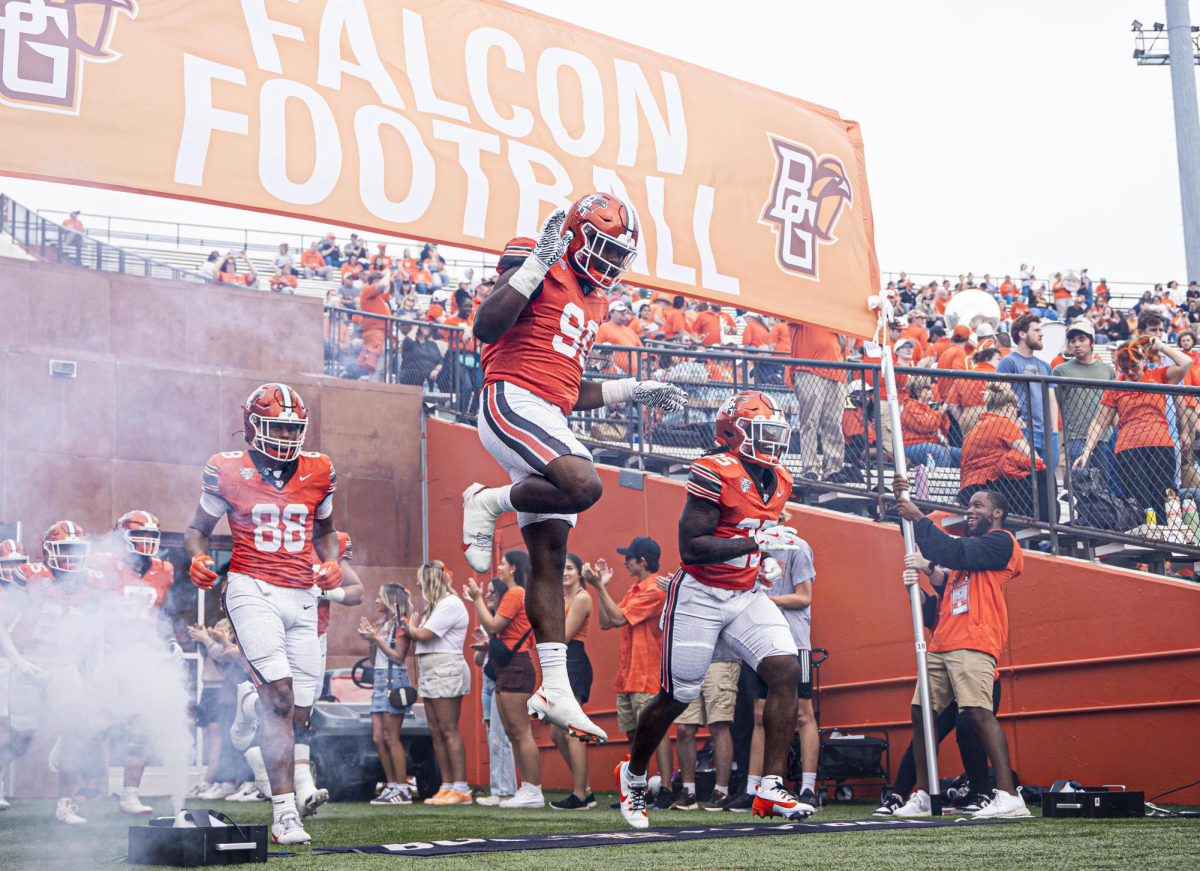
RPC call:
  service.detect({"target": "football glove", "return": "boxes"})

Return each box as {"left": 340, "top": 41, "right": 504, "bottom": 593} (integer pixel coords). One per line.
{"left": 759, "top": 556, "right": 783, "bottom": 586}
{"left": 189, "top": 554, "right": 218, "bottom": 590}
{"left": 314, "top": 559, "right": 344, "bottom": 591}
{"left": 753, "top": 525, "right": 804, "bottom": 551}
{"left": 509, "top": 209, "right": 571, "bottom": 297}
{"left": 317, "top": 586, "right": 347, "bottom": 603}
{"left": 632, "top": 381, "right": 688, "bottom": 412}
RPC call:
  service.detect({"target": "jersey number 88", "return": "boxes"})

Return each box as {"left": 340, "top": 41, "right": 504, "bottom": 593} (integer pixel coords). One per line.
{"left": 251, "top": 503, "right": 308, "bottom": 553}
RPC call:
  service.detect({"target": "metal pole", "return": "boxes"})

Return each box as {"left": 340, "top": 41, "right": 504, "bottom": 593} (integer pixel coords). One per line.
{"left": 872, "top": 296, "right": 942, "bottom": 815}
{"left": 1167, "top": 0, "right": 1200, "bottom": 282}
{"left": 421, "top": 404, "right": 430, "bottom": 565}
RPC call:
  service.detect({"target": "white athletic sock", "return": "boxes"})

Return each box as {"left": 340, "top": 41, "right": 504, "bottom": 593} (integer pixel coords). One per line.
{"left": 802, "top": 772, "right": 817, "bottom": 793}
{"left": 245, "top": 746, "right": 270, "bottom": 795}
{"left": 439, "top": 782, "right": 452, "bottom": 793}
{"left": 271, "top": 792, "right": 297, "bottom": 822}
{"left": 535, "top": 643, "right": 570, "bottom": 690}
{"left": 746, "top": 775, "right": 762, "bottom": 795}
{"left": 293, "top": 744, "right": 315, "bottom": 796}
{"left": 452, "top": 781, "right": 469, "bottom": 794}
{"left": 683, "top": 782, "right": 696, "bottom": 794}
{"left": 387, "top": 781, "right": 400, "bottom": 790}
{"left": 487, "top": 485, "right": 515, "bottom": 514}
{"left": 714, "top": 785, "right": 729, "bottom": 795}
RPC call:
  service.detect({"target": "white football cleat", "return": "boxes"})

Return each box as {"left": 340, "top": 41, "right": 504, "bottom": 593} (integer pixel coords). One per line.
{"left": 55, "top": 797, "right": 87, "bottom": 825}
{"left": 615, "top": 761, "right": 649, "bottom": 830}
{"left": 971, "top": 789, "right": 1032, "bottom": 820}
{"left": 893, "top": 789, "right": 932, "bottom": 818}
{"left": 299, "top": 787, "right": 329, "bottom": 817}
{"left": 0, "top": 790, "right": 10, "bottom": 811}
{"left": 118, "top": 787, "right": 153, "bottom": 815}
{"left": 271, "top": 811, "right": 311, "bottom": 845}
{"left": 752, "top": 775, "right": 814, "bottom": 820}
{"left": 197, "top": 781, "right": 237, "bottom": 800}
{"left": 225, "top": 781, "right": 259, "bottom": 802}
{"left": 462, "top": 483, "right": 502, "bottom": 573}
{"left": 527, "top": 684, "right": 607, "bottom": 744}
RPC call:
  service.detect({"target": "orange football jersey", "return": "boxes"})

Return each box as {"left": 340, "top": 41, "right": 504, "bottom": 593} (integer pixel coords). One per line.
{"left": 481, "top": 242, "right": 608, "bottom": 414}
{"left": 681, "top": 452, "right": 794, "bottom": 591}
{"left": 92, "top": 552, "right": 173, "bottom": 610}
{"left": 8, "top": 565, "right": 104, "bottom": 648}
{"left": 202, "top": 450, "right": 336, "bottom": 588}
{"left": 317, "top": 531, "right": 353, "bottom": 637}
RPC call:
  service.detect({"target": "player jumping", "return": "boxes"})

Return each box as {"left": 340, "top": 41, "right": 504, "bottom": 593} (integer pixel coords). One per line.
{"left": 185, "top": 383, "right": 343, "bottom": 845}
{"left": 616, "top": 392, "right": 815, "bottom": 828}
{"left": 464, "top": 194, "right": 686, "bottom": 743}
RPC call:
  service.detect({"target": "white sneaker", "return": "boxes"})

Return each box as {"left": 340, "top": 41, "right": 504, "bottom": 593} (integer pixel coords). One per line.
{"left": 271, "top": 811, "right": 311, "bottom": 845}
{"left": 752, "top": 775, "right": 814, "bottom": 820}
{"left": 187, "top": 781, "right": 212, "bottom": 798}
{"left": 474, "top": 793, "right": 511, "bottom": 806}
{"left": 498, "top": 783, "right": 545, "bottom": 809}
{"left": 616, "top": 761, "right": 648, "bottom": 830}
{"left": 55, "top": 797, "right": 87, "bottom": 825}
{"left": 370, "top": 786, "right": 412, "bottom": 805}
{"left": 225, "top": 782, "right": 257, "bottom": 802}
{"left": 0, "top": 791, "right": 10, "bottom": 811}
{"left": 299, "top": 787, "right": 329, "bottom": 817}
{"left": 527, "top": 684, "right": 608, "bottom": 744}
{"left": 893, "top": 789, "right": 932, "bottom": 818}
{"left": 118, "top": 787, "right": 153, "bottom": 815}
{"left": 462, "top": 483, "right": 502, "bottom": 572}
{"left": 971, "top": 789, "right": 1032, "bottom": 820}
{"left": 197, "top": 781, "right": 237, "bottom": 800}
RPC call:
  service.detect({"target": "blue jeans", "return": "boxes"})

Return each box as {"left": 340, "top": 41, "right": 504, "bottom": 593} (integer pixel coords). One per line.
{"left": 482, "top": 674, "right": 516, "bottom": 796}
{"left": 905, "top": 443, "right": 962, "bottom": 467}
{"left": 1068, "top": 435, "right": 1121, "bottom": 496}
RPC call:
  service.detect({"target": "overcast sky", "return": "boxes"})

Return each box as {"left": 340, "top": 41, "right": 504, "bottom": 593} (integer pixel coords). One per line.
{"left": 1, "top": 0, "right": 1194, "bottom": 287}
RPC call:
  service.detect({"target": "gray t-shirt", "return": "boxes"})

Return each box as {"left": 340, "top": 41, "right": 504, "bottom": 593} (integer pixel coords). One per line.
{"left": 766, "top": 542, "right": 816, "bottom": 650}
{"left": 1053, "top": 357, "right": 1115, "bottom": 441}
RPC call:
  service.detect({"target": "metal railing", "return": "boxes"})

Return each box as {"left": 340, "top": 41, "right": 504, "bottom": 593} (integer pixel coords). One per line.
{"left": 326, "top": 305, "right": 1200, "bottom": 573}
{"left": 0, "top": 194, "right": 212, "bottom": 284}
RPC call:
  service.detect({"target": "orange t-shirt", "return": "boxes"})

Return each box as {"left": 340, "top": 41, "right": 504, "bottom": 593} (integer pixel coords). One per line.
{"left": 271, "top": 273, "right": 298, "bottom": 290}
{"left": 788, "top": 323, "right": 843, "bottom": 382}
{"left": 742, "top": 319, "right": 771, "bottom": 348}
{"left": 413, "top": 268, "right": 433, "bottom": 286}
{"left": 770, "top": 322, "right": 791, "bottom": 354}
{"left": 596, "top": 321, "right": 642, "bottom": 373}
{"left": 959, "top": 413, "right": 1032, "bottom": 489}
{"left": 693, "top": 311, "right": 722, "bottom": 345}
{"left": 63, "top": 217, "right": 85, "bottom": 232}
{"left": 300, "top": 250, "right": 325, "bottom": 269}
{"left": 1102, "top": 367, "right": 1174, "bottom": 453}
{"left": 936, "top": 343, "right": 970, "bottom": 399}
{"left": 930, "top": 530, "right": 1022, "bottom": 661}
{"left": 662, "top": 308, "right": 689, "bottom": 339}
{"left": 615, "top": 578, "right": 666, "bottom": 694}
{"left": 358, "top": 282, "right": 391, "bottom": 325}
{"left": 496, "top": 585, "right": 533, "bottom": 654}
{"left": 943, "top": 362, "right": 995, "bottom": 408}
{"left": 901, "top": 401, "right": 949, "bottom": 445}
{"left": 565, "top": 589, "right": 588, "bottom": 642}
{"left": 900, "top": 324, "right": 930, "bottom": 362}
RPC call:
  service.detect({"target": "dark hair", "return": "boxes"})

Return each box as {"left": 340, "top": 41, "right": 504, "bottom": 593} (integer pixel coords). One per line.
{"left": 454, "top": 288, "right": 472, "bottom": 306}
{"left": 1010, "top": 313, "right": 1040, "bottom": 346}
{"left": 565, "top": 552, "right": 584, "bottom": 576}
{"left": 487, "top": 577, "right": 506, "bottom": 612}
{"left": 1137, "top": 310, "right": 1166, "bottom": 332}
{"left": 673, "top": 295, "right": 686, "bottom": 309}
{"left": 502, "top": 549, "right": 531, "bottom": 588}
{"left": 978, "top": 489, "right": 1009, "bottom": 525}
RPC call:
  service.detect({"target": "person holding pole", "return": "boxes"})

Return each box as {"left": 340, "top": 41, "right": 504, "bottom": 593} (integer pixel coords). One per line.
{"left": 891, "top": 473, "right": 1031, "bottom": 820}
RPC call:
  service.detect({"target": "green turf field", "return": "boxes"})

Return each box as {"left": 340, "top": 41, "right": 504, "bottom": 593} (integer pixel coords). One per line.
{"left": 0, "top": 792, "right": 1195, "bottom": 870}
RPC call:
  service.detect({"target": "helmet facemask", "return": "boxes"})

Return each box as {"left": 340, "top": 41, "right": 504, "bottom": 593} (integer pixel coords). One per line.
{"left": 572, "top": 222, "right": 637, "bottom": 290}
{"left": 249, "top": 415, "right": 307, "bottom": 461}
{"left": 125, "top": 527, "right": 161, "bottom": 557}
{"left": 0, "top": 558, "right": 23, "bottom": 584}
{"left": 736, "top": 416, "right": 792, "bottom": 467}
{"left": 45, "top": 538, "right": 89, "bottom": 573}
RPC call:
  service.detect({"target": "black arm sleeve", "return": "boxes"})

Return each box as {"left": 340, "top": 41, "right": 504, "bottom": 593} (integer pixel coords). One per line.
{"left": 913, "top": 519, "right": 1013, "bottom": 572}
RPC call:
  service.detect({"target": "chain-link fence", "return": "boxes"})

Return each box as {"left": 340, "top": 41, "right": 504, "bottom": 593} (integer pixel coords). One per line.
{"left": 326, "top": 304, "right": 1200, "bottom": 573}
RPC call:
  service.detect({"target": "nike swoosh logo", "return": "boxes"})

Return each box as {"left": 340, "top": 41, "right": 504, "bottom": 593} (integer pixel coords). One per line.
{"left": 299, "top": 474, "right": 312, "bottom": 481}
{"left": 303, "top": 603, "right": 314, "bottom": 610}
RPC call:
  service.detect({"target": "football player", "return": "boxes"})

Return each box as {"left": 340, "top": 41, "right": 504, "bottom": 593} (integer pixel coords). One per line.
{"left": 0, "top": 538, "right": 26, "bottom": 811}
{"left": 228, "top": 530, "right": 362, "bottom": 813}
{"left": 464, "top": 194, "right": 687, "bottom": 743}
{"left": 616, "top": 392, "right": 814, "bottom": 829}
{"left": 0, "top": 522, "right": 104, "bottom": 824}
{"left": 90, "top": 511, "right": 178, "bottom": 816}
{"left": 185, "top": 383, "right": 343, "bottom": 846}
{"left": 0, "top": 538, "right": 26, "bottom": 586}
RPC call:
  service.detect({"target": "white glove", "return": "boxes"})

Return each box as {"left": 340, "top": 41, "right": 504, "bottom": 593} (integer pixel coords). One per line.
{"left": 166, "top": 640, "right": 184, "bottom": 662}
{"left": 509, "top": 209, "right": 572, "bottom": 298}
{"left": 903, "top": 552, "right": 931, "bottom": 572}
{"left": 754, "top": 525, "right": 803, "bottom": 551}
{"left": 902, "top": 568, "right": 920, "bottom": 587}
{"left": 317, "top": 586, "right": 347, "bottom": 603}
{"left": 759, "top": 556, "right": 783, "bottom": 586}
{"left": 633, "top": 381, "right": 688, "bottom": 412}
{"left": 15, "top": 657, "right": 45, "bottom": 680}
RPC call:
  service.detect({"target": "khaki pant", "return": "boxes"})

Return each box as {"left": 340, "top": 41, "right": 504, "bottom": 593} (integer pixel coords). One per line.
{"left": 793, "top": 371, "right": 846, "bottom": 478}
{"left": 912, "top": 649, "right": 996, "bottom": 712}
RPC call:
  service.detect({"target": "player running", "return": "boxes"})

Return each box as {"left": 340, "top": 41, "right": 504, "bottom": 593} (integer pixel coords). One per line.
{"left": 185, "top": 383, "right": 343, "bottom": 845}
{"left": 616, "top": 392, "right": 814, "bottom": 829}
{"left": 464, "top": 194, "right": 686, "bottom": 743}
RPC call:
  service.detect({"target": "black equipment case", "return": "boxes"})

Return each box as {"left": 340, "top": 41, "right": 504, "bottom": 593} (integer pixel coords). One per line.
{"left": 127, "top": 811, "right": 268, "bottom": 866}
{"left": 1041, "top": 786, "right": 1145, "bottom": 818}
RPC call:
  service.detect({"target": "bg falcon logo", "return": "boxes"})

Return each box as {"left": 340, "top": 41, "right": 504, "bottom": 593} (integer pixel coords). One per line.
{"left": 0, "top": 0, "right": 136, "bottom": 114}
{"left": 760, "top": 135, "right": 853, "bottom": 281}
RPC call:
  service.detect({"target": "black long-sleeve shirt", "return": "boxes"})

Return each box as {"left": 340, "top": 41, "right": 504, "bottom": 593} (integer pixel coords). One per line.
{"left": 914, "top": 518, "right": 1013, "bottom": 573}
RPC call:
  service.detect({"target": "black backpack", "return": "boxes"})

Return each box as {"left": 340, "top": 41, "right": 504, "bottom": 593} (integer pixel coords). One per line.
{"left": 1070, "top": 466, "right": 1142, "bottom": 532}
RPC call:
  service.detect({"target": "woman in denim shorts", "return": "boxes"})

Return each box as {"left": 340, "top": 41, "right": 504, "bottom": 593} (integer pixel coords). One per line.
{"left": 358, "top": 583, "right": 415, "bottom": 805}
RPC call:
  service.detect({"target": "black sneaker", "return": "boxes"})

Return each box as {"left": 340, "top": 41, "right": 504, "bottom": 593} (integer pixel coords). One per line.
{"left": 584, "top": 792, "right": 597, "bottom": 809}
{"left": 873, "top": 792, "right": 903, "bottom": 816}
{"left": 653, "top": 789, "right": 675, "bottom": 810}
{"left": 723, "top": 792, "right": 755, "bottom": 813}
{"left": 703, "top": 790, "right": 730, "bottom": 811}
{"left": 797, "top": 788, "right": 820, "bottom": 812}
{"left": 954, "top": 791, "right": 991, "bottom": 813}
{"left": 550, "top": 793, "right": 592, "bottom": 810}
{"left": 609, "top": 800, "right": 620, "bottom": 810}
{"left": 669, "top": 791, "right": 697, "bottom": 811}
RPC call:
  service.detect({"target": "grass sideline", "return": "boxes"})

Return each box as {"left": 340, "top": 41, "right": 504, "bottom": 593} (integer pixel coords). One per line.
{"left": 0, "top": 792, "right": 1195, "bottom": 870}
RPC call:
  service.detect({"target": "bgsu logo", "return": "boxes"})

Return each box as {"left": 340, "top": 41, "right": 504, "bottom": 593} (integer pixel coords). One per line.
{"left": 760, "top": 135, "right": 852, "bottom": 280}
{"left": 0, "top": 0, "right": 136, "bottom": 114}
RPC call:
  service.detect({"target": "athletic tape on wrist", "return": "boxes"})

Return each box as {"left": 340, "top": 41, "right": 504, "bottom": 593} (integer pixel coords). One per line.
{"left": 508, "top": 259, "right": 547, "bottom": 298}
{"left": 602, "top": 378, "right": 637, "bottom": 406}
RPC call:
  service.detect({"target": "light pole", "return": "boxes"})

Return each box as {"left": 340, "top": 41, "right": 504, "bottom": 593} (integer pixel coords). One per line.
{"left": 1133, "top": 5, "right": 1200, "bottom": 283}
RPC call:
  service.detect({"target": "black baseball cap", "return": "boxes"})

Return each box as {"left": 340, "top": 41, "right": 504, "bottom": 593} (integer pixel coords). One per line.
{"left": 616, "top": 536, "right": 660, "bottom": 563}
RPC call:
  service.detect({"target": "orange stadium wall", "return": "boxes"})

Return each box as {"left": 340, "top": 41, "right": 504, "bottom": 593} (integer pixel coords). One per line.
{"left": 427, "top": 417, "right": 1200, "bottom": 804}
{"left": 0, "top": 260, "right": 425, "bottom": 796}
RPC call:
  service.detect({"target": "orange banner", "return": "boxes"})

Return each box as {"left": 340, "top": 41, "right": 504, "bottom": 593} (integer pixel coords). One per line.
{"left": 0, "top": 0, "right": 878, "bottom": 335}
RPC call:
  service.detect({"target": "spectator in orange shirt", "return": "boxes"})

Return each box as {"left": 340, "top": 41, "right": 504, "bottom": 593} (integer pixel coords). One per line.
{"left": 901, "top": 378, "right": 960, "bottom": 467}
{"left": 397, "top": 249, "right": 417, "bottom": 281}
{"left": 345, "top": 274, "right": 392, "bottom": 378}
{"left": 413, "top": 261, "right": 434, "bottom": 294}
{"left": 340, "top": 257, "right": 365, "bottom": 280}
{"left": 586, "top": 538, "right": 673, "bottom": 798}
{"left": 374, "top": 244, "right": 393, "bottom": 269}
{"left": 741, "top": 313, "right": 772, "bottom": 350}
{"left": 269, "top": 263, "right": 299, "bottom": 294}
{"left": 1075, "top": 337, "right": 1192, "bottom": 519}
{"left": 769, "top": 318, "right": 791, "bottom": 354}
{"left": 936, "top": 325, "right": 975, "bottom": 399}
{"left": 693, "top": 303, "right": 723, "bottom": 346}
{"left": 661, "top": 296, "right": 692, "bottom": 342}
{"left": 958, "top": 383, "right": 1044, "bottom": 517}
{"left": 300, "top": 242, "right": 333, "bottom": 279}
{"left": 901, "top": 310, "right": 931, "bottom": 362}
{"left": 62, "top": 210, "right": 85, "bottom": 234}
{"left": 218, "top": 252, "right": 257, "bottom": 288}
{"left": 944, "top": 342, "right": 1000, "bottom": 437}
{"left": 789, "top": 323, "right": 847, "bottom": 481}
{"left": 596, "top": 300, "right": 643, "bottom": 373}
